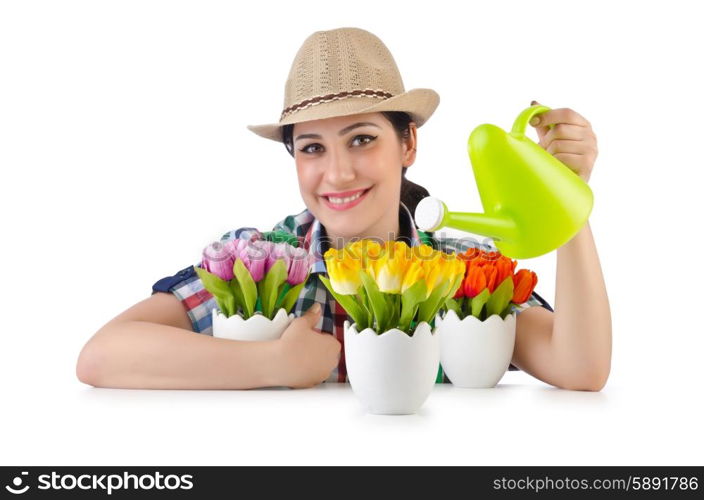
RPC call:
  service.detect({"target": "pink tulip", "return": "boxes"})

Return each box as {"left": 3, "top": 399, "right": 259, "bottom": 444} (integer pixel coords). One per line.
{"left": 223, "top": 238, "right": 248, "bottom": 260}
{"left": 244, "top": 240, "right": 273, "bottom": 274}
{"left": 201, "top": 241, "right": 234, "bottom": 281}
{"left": 287, "top": 247, "right": 313, "bottom": 285}
{"left": 237, "top": 241, "right": 268, "bottom": 282}
{"left": 266, "top": 242, "right": 291, "bottom": 274}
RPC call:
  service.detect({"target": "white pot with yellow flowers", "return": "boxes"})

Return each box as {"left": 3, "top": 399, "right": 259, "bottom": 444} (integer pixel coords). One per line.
{"left": 320, "top": 240, "right": 465, "bottom": 415}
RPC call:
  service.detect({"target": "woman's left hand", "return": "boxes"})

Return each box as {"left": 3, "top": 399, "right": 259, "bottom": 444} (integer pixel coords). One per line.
{"left": 530, "top": 100, "right": 598, "bottom": 183}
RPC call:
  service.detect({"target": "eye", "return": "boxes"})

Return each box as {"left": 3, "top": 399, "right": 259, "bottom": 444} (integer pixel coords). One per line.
{"left": 298, "top": 143, "right": 323, "bottom": 154}
{"left": 351, "top": 134, "right": 377, "bottom": 147}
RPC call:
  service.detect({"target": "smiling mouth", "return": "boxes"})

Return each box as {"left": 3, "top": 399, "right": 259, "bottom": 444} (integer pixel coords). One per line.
{"left": 322, "top": 187, "right": 372, "bottom": 204}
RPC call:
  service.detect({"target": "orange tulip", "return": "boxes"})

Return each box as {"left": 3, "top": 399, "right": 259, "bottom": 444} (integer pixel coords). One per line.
{"left": 463, "top": 264, "right": 487, "bottom": 298}
{"left": 453, "top": 247, "right": 538, "bottom": 307}
{"left": 494, "top": 255, "right": 517, "bottom": 286}
{"left": 457, "top": 246, "right": 481, "bottom": 263}
{"left": 512, "top": 269, "right": 538, "bottom": 303}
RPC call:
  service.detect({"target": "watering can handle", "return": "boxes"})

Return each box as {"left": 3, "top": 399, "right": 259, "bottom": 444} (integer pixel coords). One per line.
{"left": 511, "top": 105, "right": 554, "bottom": 135}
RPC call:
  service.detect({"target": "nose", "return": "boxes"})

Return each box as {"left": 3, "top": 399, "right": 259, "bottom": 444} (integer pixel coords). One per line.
{"left": 323, "top": 146, "right": 356, "bottom": 186}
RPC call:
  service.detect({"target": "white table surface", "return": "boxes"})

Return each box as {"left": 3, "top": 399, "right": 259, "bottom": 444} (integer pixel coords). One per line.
{"left": 3, "top": 370, "right": 702, "bottom": 466}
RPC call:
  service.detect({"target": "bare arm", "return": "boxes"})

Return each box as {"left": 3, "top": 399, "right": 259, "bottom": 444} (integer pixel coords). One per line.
{"left": 76, "top": 293, "right": 281, "bottom": 390}
{"left": 511, "top": 103, "right": 612, "bottom": 391}
{"left": 512, "top": 222, "right": 612, "bottom": 391}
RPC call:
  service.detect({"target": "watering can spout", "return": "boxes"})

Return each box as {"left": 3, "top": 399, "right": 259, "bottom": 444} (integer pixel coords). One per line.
{"left": 413, "top": 105, "right": 593, "bottom": 259}
{"left": 414, "top": 197, "right": 516, "bottom": 243}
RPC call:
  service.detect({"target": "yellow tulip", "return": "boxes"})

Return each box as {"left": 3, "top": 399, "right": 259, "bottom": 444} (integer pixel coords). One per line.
{"left": 324, "top": 247, "right": 362, "bottom": 295}
{"left": 415, "top": 250, "right": 440, "bottom": 295}
{"left": 347, "top": 239, "right": 383, "bottom": 270}
{"left": 411, "top": 243, "right": 436, "bottom": 261}
{"left": 325, "top": 239, "right": 464, "bottom": 299}
{"left": 401, "top": 260, "right": 426, "bottom": 294}
{"left": 370, "top": 241, "right": 412, "bottom": 293}
{"left": 422, "top": 252, "right": 464, "bottom": 298}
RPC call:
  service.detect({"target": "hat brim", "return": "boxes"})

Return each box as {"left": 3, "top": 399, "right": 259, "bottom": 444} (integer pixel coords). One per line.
{"left": 246, "top": 88, "right": 439, "bottom": 143}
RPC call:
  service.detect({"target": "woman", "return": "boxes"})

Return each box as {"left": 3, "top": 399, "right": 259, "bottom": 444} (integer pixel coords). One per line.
{"left": 76, "top": 27, "right": 611, "bottom": 391}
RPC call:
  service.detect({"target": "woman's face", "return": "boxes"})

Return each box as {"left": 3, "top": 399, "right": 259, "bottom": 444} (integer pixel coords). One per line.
{"left": 292, "top": 112, "right": 416, "bottom": 241}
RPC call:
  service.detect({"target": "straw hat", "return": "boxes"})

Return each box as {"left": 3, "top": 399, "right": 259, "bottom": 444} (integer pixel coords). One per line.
{"left": 247, "top": 27, "right": 440, "bottom": 143}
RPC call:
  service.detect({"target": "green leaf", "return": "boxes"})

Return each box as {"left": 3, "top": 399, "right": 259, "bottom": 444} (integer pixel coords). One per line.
{"left": 448, "top": 272, "right": 464, "bottom": 300}
{"left": 279, "top": 280, "right": 306, "bottom": 314}
{"left": 390, "top": 294, "right": 401, "bottom": 331}
{"left": 444, "top": 297, "right": 461, "bottom": 316}
{"left": 438, "top": 273, "right": 464, "bottom": 319}
{"left": 259, "top": 259, "right": 288, "bottom": 318}
{"left": 461, "top": 296, "right": 470, "bottom": 317}
{"left": 318, "top": 275, "right": 367, "bottom": 329}
{"left": 261, "top": 230, "right": 300, "bottom": 247}
{"left": 383, "top": 293, "right": 400, "bottom": 332}
{"left": 233, "top": 259, "right": 257, "bottom": 319}
{"left": 471, "top": 288, "right": 491, "bottom": 319}
{"left": 360, "top": 271, "right": 389, "bottom": 332}
{"left": 400, "top": 280, "right": 427, "bottom": 332}
{"left": 229, "top": 278, "right": 245, "bottom": 316}
{"left": 359, "top": 290, "right": 373, "bottom": 328}
{"left": 194, "top": 266, "right": 235, "bottom": 317}
{"left": 486, "top": 277, "right": 514, "bottom": 318}
{"left": 256, "top": 281, "right": 265, "bottom": 314}
{"left": 275, "top": 282, "right": 291, "bottom": 310}
{"left": 418, "top": 279, "right": 453, "bottom": 324}
{"left": 500, "top": 302, "right": 515, "bottom": 319}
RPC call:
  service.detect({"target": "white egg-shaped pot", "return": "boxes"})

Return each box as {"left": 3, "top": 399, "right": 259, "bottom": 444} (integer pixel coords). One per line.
{"left": 343, "top": 320, "right": 439, "bottom": 415}
{"left": 212, "top": 308, "right": 294, "bottom": 341}
{"left": 436, "top": 309, "right": 516, "bottom": 388}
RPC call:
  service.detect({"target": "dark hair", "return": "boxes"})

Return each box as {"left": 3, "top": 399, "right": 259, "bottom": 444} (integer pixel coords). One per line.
{"left": 282, "top": 111, "right": 431, "bottom": 220}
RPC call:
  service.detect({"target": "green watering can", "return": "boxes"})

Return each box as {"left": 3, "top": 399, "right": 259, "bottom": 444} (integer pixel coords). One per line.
{"left": 414, "top": 105, "right": 593, "bottom": 259}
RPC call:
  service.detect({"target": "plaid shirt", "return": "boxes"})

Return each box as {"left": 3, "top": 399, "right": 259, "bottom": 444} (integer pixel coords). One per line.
{"left": 151, "top": 202, "right": 552, "bottom": 383}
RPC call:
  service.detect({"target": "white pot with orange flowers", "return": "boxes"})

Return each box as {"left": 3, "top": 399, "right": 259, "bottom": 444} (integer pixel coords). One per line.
{"left": 435, "top": 248, "right": 538, "bottom": 388}
{"left": 320, "top": 240, "right": 465, "bottom": 415}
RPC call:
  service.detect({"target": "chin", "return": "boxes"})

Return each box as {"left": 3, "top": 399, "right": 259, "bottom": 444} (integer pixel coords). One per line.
{"left": 320, "top": 215, "right": 367, "bottom": 238}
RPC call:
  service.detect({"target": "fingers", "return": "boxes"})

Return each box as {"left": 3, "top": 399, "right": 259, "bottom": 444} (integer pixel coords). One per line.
{"left": 289, "top": 302, "right": 321, "bottom": 331}
{"left": 530, "top": 101, "right": 596, "bottom": 153}
{"left": 526, "top": 100, "right": 597, "bottom": 182}
{"left": 546, "top": 139, "right": 590, "bottom": 156}
{"left": 541, "top": 123, "right": 589, "bottom": 144}
{"left": 301, "top": 302, "right": 341, "bottom": 353}
{"left": 530, "top": 101, "right": 591, "bottom": 129}
{"left": 529, "top": 100, "right": 551, "bottom": 141}
{"left": 303, "top": 302, "right": 322, "bottom": 325}
{"left": 540, "top": 124, "right": 597, "bottom": 156}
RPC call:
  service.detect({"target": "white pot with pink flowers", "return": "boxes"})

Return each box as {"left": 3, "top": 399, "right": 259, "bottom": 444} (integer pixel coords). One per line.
{"left": 195, "top": 237, "right": 315, "bottom": 341}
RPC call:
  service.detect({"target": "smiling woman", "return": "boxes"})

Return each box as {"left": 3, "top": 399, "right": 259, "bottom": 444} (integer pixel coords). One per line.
{"left": 77, "top": 26, "right": 560, "bottom": 391}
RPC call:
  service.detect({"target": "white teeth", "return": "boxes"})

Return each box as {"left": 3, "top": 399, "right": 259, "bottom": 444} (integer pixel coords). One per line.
{"left": 328, "top": 190, "right": 365, "bottom": 204}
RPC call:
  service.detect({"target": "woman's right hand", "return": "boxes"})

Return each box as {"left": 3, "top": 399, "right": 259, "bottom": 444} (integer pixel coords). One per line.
{"left": 274, "top": 303, "right": 341, "bottom": 389}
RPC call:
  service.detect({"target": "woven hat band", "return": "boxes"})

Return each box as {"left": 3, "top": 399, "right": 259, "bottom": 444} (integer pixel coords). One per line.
{"left": 280, "top": 88, "right": 393, "bottom": 121}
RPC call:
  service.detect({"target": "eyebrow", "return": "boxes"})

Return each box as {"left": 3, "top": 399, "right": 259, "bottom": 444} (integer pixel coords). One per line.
{"left": 294, "top": 122, "right": 381, "bottom": 142}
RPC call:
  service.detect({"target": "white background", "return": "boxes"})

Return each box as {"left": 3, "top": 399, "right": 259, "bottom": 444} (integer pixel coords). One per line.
{"left": 1, "top": 0, "right": 702, "bottom": 466}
